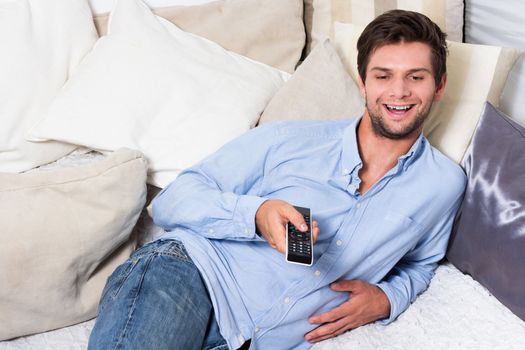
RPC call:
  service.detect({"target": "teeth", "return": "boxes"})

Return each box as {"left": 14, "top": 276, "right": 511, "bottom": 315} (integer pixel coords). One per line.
{"left": 387, "top": 105, "right": 412, "bottom": 111}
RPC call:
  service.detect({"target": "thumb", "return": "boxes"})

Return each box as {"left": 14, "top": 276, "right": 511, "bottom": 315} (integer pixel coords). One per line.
{"left": 286, "top": 206, "right": 308, "bottom": 232}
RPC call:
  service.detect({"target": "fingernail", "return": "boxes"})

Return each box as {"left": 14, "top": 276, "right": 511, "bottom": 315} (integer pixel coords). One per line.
{"left": 300, "top": 224, "right": 307, "bottom": 231}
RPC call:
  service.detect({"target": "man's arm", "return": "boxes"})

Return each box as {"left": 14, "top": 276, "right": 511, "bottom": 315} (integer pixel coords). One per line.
{"left": 305, "top": 194, "right": 464, "bottom": 343}
{"left": 152, "top": 123, "right": 318, "bottom": 244}
{"left": 374, "top": 201, "right": 462, "bottom": 323}
{"left": 152, "top": 124, "right": 274, "bottom": 240}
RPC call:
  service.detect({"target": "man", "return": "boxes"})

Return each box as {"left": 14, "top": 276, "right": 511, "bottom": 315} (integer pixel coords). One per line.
{"left": 89, "top": 10, "right": 466, "bottom": 350}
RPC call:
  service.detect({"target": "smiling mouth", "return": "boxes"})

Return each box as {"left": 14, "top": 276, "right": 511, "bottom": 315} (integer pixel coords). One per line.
{"left": 384, "top": 104, "right": 415, "bottom": 112}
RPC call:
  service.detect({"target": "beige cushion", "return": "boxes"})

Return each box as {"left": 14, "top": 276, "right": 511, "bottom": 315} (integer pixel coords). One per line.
{"left": 304, "top": 0, "right": 464, "bottom": 56}
{"left": 259, "top": 39, "right": 363, "bottom": 124}
{"left": 93, "top": 0, "right": 305, "bottom": 73}
{"left": 333, "top": 22, "right": 521, "bottom": 164}
{"left": 0, "top": 148, "right": 148, "bottom": 340}
{"left": 303, "top": 0, "right": 333, "bottom": 55}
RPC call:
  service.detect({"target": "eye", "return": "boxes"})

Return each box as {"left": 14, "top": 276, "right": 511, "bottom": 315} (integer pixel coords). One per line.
{"left": 375, "top": 75, "right": 388, "bottom": 80}
{"left": 409, "top": 75, "right": 424, "bottom": 81}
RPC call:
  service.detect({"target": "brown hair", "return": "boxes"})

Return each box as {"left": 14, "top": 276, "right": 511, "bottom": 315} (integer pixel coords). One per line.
{"left": 357, "top": 9, "right": 447, "bottom": 86}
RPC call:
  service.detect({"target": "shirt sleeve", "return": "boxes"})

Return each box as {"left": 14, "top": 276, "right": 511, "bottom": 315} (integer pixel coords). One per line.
{"left": 375, "top": 192, "right": 465, "bottom": 324}
{"left": 152, "top": 123, "right": 281, "bottom": 241}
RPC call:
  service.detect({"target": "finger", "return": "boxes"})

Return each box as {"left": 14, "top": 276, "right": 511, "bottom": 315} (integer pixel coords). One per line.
{"left": 274, "top": 235, "right": 286, "bottom": 253}
{"left": 306, "top": 324, "right": 352, "bottom": 343}
{"left": 261, "top": 207, "right": 287, "bottom": 252}
{"left": 305, "top": 316, "right": 354, "bottom": 343}
{"left": 271, "top": 222, "right": 287, "bottom": 253}
{"left": 309, "top": 302, "right": 351, "bottom": 324}
{"left": 330, "top": 279, "right": 362, "bottom": 292}
{"left": 285, "top": 206, "right": 308, "bottom": 232}
{"left": 311, "top": 221, "right": 319, "bottom": 243}
{"left": 255, "top": 199, "right": 288, "bottom": 241}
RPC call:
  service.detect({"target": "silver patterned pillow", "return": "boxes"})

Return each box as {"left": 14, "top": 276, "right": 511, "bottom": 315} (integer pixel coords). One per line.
{"left": 447, "top": 102, "right": 525, "bottom": 321}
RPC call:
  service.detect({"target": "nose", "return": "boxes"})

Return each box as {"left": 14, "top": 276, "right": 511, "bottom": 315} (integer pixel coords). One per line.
{"left": 389, "top": 77, "right": 411, "bottom": 99}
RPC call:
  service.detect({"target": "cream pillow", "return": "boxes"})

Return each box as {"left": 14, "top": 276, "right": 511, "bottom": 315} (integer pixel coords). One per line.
{"left": 333, "top": 22, "right": 520, "bottom": 163}
{"left": 0, "top": 0, "right": 97, "bottom": 173}
{"left": 259, "top": 39, "right": 364, "bottom": 124}
{"left": 28, "top": 0, "right": 290, "bottom": 188}
{"left": 304, "top": 0, "right": 464, "bottom": 55}
{"left": 0, "top": 148, "right": 147, "bottom": 340}
{"left": 93, "top": 0, "right": 305, "bottom": 74}
{"left": 88, "top": 0, "right": 213, "bottom": 15}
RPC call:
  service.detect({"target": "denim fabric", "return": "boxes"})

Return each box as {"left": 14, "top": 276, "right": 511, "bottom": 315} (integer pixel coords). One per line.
{"left": 88, "top": 239, "right": 228, "bottom": 350}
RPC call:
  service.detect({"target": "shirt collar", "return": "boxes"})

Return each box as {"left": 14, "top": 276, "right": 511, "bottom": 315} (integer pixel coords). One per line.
{"left": 341, "top": 118, "right": 362, "bottom": 176}
{"left": 341, "top": 117, "right": 426, "bottom": 176}
{"left": 398, "top": 132, "right": 425, "bottom": 171}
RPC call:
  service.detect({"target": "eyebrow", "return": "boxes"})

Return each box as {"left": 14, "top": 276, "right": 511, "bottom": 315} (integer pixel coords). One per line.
{"left": 370, "top": 67, "right": 433, "bottom": 74}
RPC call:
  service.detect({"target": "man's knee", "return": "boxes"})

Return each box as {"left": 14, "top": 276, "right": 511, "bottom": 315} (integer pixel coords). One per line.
{"left": 89, "top": 239, "right": 213, "bottom": 350}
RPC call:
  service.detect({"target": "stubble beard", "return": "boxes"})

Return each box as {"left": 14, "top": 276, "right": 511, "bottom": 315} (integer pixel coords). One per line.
{"left": 366, "top": 99, "right": 433, "bottom": 140}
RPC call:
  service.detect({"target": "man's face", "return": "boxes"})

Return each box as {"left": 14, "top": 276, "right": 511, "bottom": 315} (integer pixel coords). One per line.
{"left": 358, "top": 41, "right": 446, "bottom": 140}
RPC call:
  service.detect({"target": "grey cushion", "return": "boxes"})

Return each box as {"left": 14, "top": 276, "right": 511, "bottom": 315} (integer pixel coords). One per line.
{"left": 447, "top": 102, "right": 525, "bottom": 321}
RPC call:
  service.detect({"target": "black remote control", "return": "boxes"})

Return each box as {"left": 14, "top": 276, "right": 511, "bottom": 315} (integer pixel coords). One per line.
{"left": 286, "top": 206, "right": 313, "bottom": 266}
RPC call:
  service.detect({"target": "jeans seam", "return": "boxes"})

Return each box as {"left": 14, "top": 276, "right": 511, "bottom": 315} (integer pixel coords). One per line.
{"left": 163, "top": 241, "right": 192, "bottom": 261}
{"left": 113, "top": 253, "right": 154, "bottom": 350}
{"left": 104, "top": 259, "right": 139, "bottom": 302}
{"left": 135, "top": 240, "right": 191, "bottom": 262}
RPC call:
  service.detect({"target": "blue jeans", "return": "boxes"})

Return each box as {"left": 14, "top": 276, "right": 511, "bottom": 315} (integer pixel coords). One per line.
{"left": 88, "top": 239, "right": 228, "bottom": 350}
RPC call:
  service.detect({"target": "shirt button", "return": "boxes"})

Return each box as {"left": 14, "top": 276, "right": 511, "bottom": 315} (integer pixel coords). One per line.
{"left": 315, "top": 270, "right": 321, "bottom": 276}
{"left": 356, "top": 203, "right": 361, "bottom": 209}
{"left": 208, "top": 229, "right": 214, "bottom": 234}
{"left": 343, "top": 168, "right": 350, "bottom": 174}
{"left": 255, "top": 327, "right": 260, "bottom": 333}
{"left": 284, "top": 297, "right": 290, "bottom": 304}
{"left": 244, "top": 229, "right": 249, "bottom": 234}
{"left": 336, "top": 240, "right": 342, "bottom": 246}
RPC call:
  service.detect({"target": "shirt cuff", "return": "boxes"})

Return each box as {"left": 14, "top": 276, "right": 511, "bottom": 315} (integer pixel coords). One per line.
{"left": 232, "top": 195, "right": 268, "bottom": 240}
{"left": 375, "top": 281, "right": 401, "bottom": 325}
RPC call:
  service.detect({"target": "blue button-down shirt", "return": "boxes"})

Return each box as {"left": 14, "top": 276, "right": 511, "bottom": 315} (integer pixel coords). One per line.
{"left": 152, "top": 118, "right": 466, "bottom": 349}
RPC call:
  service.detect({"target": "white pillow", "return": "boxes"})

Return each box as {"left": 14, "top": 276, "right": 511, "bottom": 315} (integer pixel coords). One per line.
{"left": 88, "top": 0, "right": 214, "bottom": 15}
{"left": 0, "top": 0, "right": 97, "bottom": 172}
{"left": 28, "top": 0, "right": 290, "bottom": 187}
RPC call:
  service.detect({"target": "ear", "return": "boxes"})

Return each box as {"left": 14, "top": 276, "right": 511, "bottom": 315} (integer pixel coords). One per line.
{"left": 357, "top": 74, "right": 366, "bottom": 99}
{"left": 433, "top": 73, "right": 447, "bottom": 102}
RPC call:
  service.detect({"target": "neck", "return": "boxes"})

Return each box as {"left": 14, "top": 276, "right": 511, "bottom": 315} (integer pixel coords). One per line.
{"left": 357, "top": 111, "right": 420, "bottom": 168}
{"left": 355, "top": 112, "right": 421, "bottom": 194}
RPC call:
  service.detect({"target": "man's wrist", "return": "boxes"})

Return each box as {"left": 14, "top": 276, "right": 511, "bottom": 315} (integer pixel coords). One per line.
{"left": 375, "top": 285, "right": 391, "bottom": 319}
{"left": 372, "top": 284, "right": 392, "bottom": 321}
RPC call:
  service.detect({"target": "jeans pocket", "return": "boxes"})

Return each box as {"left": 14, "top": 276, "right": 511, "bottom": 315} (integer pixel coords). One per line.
{"left": 165, "top": 240, "right": 192, "bottom": 262}
{"left": 99, "top": 258, "right": 139, "bottom": 306}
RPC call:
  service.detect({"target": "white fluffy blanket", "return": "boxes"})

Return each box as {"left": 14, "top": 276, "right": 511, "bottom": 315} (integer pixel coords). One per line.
{"left": 2, "top": 263, "right": 524, "bottom": 350}
{"left": 3, "top": 150, "right": 523, "bottom": 349}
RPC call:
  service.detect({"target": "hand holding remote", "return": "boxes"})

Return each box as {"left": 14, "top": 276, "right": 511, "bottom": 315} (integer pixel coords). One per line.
{"left": 255, "top": 199, "right": 318, "bottom": 254}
